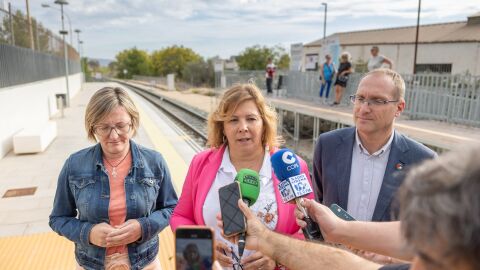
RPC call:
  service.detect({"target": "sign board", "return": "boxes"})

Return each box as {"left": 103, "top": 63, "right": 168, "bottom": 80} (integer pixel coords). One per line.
{"left": 305, "top": 54, "right": 318, "bottom": 71}
{"left": 290, "top": 43, "right": 303, "bottom": 71}
{"left": 321, "top": 37, "right": 341, "bottom": 68}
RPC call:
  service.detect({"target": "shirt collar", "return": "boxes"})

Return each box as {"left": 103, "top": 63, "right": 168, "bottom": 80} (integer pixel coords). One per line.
{"left": 219, "top": 146, "right": 271, "bottom": 179}
{"left": 355, "top": 129, "right": 395, "bottom": 157}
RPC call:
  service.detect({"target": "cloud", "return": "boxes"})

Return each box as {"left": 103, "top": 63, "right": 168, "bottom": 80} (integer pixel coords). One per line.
{"left": 24, "top": 0, "right": 479, "bottom": 59}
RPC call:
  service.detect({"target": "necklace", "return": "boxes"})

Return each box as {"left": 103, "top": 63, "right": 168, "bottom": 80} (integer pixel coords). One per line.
{"left": 104, "top": 150, "right": 130, "bottom": 178}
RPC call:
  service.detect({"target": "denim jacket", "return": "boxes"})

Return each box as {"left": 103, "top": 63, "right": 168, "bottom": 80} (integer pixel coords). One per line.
{"left": 49, "top": 140, "right": 178, "bottom": 270}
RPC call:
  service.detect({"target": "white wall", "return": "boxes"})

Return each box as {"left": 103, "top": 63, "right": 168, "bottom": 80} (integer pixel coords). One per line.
{"left": 342, "top": 42, "right": 480, "bottom": 75}
{"left": 0, "top": 73, "right": 83, "bottom": 158}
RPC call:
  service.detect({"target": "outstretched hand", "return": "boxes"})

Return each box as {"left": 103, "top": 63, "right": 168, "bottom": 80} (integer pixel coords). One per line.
{"left": 294, "top": 199, "right": 344, "bottom": 243}
{"left": 216, "top": 199, "right": 268, "bottom": 251}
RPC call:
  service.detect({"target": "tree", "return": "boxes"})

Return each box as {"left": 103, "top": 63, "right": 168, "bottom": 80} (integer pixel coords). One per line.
{"left": 182, "top": 58, "right": 215, "bottom": 87}
{"left": 236, "top": 45, "right": 273, "bottom": 70}
{"left": 236, "top": 44, "right": 290, "bottom": 70}
{"left": 150, "top": 45, "right": 201, "bottom": 79}
{"left": 115, "top": 47, "right": 151, "bottom": 78}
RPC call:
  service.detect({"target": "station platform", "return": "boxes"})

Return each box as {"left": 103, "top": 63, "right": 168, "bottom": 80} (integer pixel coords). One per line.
{"left": 129, "top": 80, "right": 480, "bottom": 151}
{"left": 0, "top": 82, "right": 197, "bottom": 270}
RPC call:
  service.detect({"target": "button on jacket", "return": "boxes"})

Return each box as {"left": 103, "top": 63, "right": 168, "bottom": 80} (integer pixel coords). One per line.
{"left": 49, "top": 140, "right": 178, "bottom": 270}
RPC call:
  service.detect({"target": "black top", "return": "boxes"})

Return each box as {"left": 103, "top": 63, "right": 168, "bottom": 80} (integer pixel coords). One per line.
{"left": 379, "top": 264, "right": 411, "bottom": 270}
{"left": 338, "top": 61, "right": 352, "bottom": 75}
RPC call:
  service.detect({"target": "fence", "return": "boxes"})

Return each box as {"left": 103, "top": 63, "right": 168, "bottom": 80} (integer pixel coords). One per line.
{"left": 0, "top": 4, "right": 78, "bottom": 60}
{"left": 217, "top": 71, "right": 480, "bottom": 127}
{"left": 0, "top": 44, "right": 80, "bottom": 88}
{"left": 132, "top": 75, "right": 167, "bottom": 86}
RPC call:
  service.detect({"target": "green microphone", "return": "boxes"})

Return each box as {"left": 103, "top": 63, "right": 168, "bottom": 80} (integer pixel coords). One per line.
{"left": 234, "top": 168, "right": 260, "bottom": 260}
{"left": 235, "top": 168, "right": 260, "bottom": 206}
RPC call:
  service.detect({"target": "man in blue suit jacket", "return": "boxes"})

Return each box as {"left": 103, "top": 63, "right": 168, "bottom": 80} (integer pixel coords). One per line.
{"left": 313, "top": 69, "right": 436, "bottom": 222}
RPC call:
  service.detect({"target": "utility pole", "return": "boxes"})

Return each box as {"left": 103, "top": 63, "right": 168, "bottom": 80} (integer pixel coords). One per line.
{"left": 26, "top": 0, "right": 35, "bottom": 50}
{"left": 413, "top": 0, "right": 421, "bottom": 74}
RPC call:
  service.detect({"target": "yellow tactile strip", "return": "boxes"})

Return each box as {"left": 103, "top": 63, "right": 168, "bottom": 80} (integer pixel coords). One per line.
{"left": 0, "top": 227, "right": 175, "bottom": 270}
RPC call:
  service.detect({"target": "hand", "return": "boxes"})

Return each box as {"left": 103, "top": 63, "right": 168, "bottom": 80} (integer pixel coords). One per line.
{"left": 241, "top": 251, "right": 276, "bottom": 270}
{"left": 216, "top": 199, "right": 267, "bottom": 251}
{"left": 215, "top": 241, "right": 233, "bottom": 267}
{"left": 352, "top": 250, "right": 395, "bottom": 265}
{"left": 89, "top": 222, "right": 116, "bottom": 247}
{"left": 294, "top": 199, "right": 344, "bottom": 243}
{"left": 212, "top": 260, "right": 223, "bottom": 270}
{"left": 106, "top": 219, "right": 142, "bottom": 246}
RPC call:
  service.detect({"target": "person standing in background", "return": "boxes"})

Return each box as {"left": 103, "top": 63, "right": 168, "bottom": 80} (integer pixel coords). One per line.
{"left": 319, "top": 54, "right": 336, "bottom": 104}
{"left": 368, "top": 46, "right": 393, "bottom": 71}
{"left": 331, "top": 52, "right": 353, "bottom": 106}
{"left": 266, "top": 58, "right": 276, "bottom": 94}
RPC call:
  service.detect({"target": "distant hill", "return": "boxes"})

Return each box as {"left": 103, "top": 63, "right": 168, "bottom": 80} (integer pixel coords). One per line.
{"left": 90, "top": 58, "right": 114, "bottom": 67}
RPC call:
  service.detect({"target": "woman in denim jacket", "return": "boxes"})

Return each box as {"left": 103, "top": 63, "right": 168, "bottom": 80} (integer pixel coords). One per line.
{"left": 49, "top": 87, "right": 178, "bottom": 270}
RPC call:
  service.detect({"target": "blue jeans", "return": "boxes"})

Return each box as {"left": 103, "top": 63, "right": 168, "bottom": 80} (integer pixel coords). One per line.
{"left": 319, "top": 80, "right": 333, "bottom": 98}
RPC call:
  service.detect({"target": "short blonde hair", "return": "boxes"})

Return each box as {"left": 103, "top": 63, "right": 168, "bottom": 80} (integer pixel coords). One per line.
{"left": 364, "top": 68, "right": 405, "bottom": 99}
{"left": 85, "top": 87, "right": 140, "bottom": 142}
{"left": 207, "top": 84, "right": 281, "bottom": 149}
{"left": 340, "top": 52, "right": 351, "bottom": 62}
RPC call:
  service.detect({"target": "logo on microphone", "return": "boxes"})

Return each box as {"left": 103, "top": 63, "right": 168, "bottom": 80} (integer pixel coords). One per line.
{"left": 282, "top": 151, "right": 296, "bottom": 164}
{"left": 282, "top": 151, "right": 299, "bottom": 171}
{"left": 242, "top": 175, "right": 259, "bottom": 186}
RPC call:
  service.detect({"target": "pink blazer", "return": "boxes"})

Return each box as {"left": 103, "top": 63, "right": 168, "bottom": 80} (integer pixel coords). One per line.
{"left": 170, "top": 145, "right": 314, "bottom": 237}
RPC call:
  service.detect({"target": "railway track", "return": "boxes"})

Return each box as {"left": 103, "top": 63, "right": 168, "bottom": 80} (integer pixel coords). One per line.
{"left": 117, "top": 81, "right": 209, "bottom": 148}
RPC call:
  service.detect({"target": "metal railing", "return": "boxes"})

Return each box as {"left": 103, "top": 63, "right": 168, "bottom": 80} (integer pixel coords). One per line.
{"left": 0, "top": 5, "right": 78, "bottom": 60}
{"left": 0, "top": 44, "right": 80, "bottom": 88}
{"left": 132, "top": 75, "right": 167, "bottom": 86}
{"left": 218, "top": 71, "right": 480, "bottom": 127}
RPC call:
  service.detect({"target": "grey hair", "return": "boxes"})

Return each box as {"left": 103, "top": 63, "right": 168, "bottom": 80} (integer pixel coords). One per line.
{"left": 362, "top": 68, "right": 405, "bottom": 100}
{"left": 399, "top": 145, "right": 480, "bottom": 267}
{"left": 85, "top": 87, "right": 140, "bottom": 142}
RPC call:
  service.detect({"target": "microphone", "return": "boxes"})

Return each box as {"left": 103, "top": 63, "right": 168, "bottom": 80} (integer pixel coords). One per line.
{"left": 234, "top": 168, "right": 261, "bottom": 260}
{"left": 271, "top": 148, "right": 324, "bottom": 241}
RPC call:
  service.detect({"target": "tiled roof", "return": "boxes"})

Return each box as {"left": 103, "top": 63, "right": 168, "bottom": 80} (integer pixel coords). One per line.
{"left": 305, "top": 19, "right": 480, "bottom": 47}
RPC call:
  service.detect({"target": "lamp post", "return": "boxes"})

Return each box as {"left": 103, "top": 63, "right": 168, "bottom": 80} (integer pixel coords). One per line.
{"left": 413, "top": 0, "right": 421, "bottom": 74}
{"left": 74, "top": 29, "right": 81, "bottom": 53}
{"left": 41, "top": 3, "right": 73, "bottom": 46}
{"left": 51, "top": 0, "right": 70, "bottom": 107}
{"left": 321, "top": 3, "right": 327, "bottom": 47}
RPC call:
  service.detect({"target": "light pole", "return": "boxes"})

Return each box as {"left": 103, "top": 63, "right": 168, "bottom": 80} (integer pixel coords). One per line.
{"left": 413, "top": 0, "right": 421, "bottom": 74}
{"left": 41, "top": 3, "right": 73, "bottom": 46}
{"left": 74, "top": 29, "right": 81, "bottom": 53}
{"left": 321, "top": 3, "right": 327, "bottom": 47}
{"left": 52, "top": 0, "right": 70, "bottom": 107}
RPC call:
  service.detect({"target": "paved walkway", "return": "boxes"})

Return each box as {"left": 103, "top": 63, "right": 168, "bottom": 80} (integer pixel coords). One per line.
{"left": 0, "top": 82, "right": 194, "bottom": 270}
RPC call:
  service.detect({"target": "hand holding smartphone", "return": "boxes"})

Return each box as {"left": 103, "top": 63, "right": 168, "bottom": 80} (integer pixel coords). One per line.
{"left": 175, "top": 226, "right": 215, "bottom": 270}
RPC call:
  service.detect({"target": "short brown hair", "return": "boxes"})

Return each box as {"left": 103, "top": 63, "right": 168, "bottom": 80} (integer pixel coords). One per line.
{"left": 207, "top": 84, "right": 281, "bottom": 149}
{"left": 85, "top": 87, "right": 140, "bottom": 141}
{"left": 363, "top": 68, "right": 405, "bottom": 100}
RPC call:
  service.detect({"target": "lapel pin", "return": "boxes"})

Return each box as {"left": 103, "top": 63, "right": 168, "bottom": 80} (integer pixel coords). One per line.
{"left": 395, "top": 163, "right": 404, "bottom": 170}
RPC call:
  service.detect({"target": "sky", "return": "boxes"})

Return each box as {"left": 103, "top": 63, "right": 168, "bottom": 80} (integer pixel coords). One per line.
{"left": 14, "top": 0, "right": 480, "bottom": 61}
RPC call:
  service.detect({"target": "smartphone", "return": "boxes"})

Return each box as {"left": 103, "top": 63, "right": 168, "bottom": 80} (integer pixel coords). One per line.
{"left": 175, "top": 226, "right": 215, "bottom": 270}
{"left": 218, "top": 181, "right": 246, "bottom": 237}
{"left": 330, "top": 204, "right": 356, "bottom": 221}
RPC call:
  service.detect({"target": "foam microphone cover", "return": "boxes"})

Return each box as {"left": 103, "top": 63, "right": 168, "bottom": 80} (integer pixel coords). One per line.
{"left": 235, "top": 168, "right": 260, "bottom": 206}
{"left": 271, "top": 148, "right": 301, "bottom": 181}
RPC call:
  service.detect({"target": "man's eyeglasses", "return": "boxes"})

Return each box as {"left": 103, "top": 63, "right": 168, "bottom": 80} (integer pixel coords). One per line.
{"left": 349, "top": 95, "right": 398, "bottom": 107}
{"left": 94, "top": 122, "right": 132, "bottom": 137}
{"left": 223, "top": 247, "right": 244, "bottom": 270}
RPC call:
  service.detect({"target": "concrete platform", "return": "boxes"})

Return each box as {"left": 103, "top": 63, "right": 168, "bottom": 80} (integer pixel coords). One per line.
{"left": 128, "top": 80, "right": 480, "bottom": 151}
{"left": 0, "top": 82, "right": 197, "bottom": 270}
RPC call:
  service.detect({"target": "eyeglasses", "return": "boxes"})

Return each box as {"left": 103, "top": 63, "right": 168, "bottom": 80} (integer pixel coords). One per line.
{"left": 94, "top": 122, "right": 132, "bottom": 137}
{"left": 223, "top": 247, "right": 244, "bottom": 270}
{"left": 349, "top": 95, "right": 398, "bottom": 107}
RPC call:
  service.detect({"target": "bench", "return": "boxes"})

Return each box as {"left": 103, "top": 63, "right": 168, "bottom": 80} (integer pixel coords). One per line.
{"left": 13, "top": 121, "right": 57, "bottom": 154}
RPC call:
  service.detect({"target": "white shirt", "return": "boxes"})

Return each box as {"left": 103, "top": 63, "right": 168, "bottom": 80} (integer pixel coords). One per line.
{"left": 203, "top": 147, "right": 277, "bottom": 268}
{"left": 347, "top": 130, "right": 395, "bottom": 221}
{"left": 367, "top": 55, "right": 385, "bottom": 71}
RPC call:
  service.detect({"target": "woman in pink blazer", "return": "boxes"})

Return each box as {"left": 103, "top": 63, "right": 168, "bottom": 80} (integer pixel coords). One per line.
{"left": 171, "top": 84, "right": 313, "bottom": 270}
